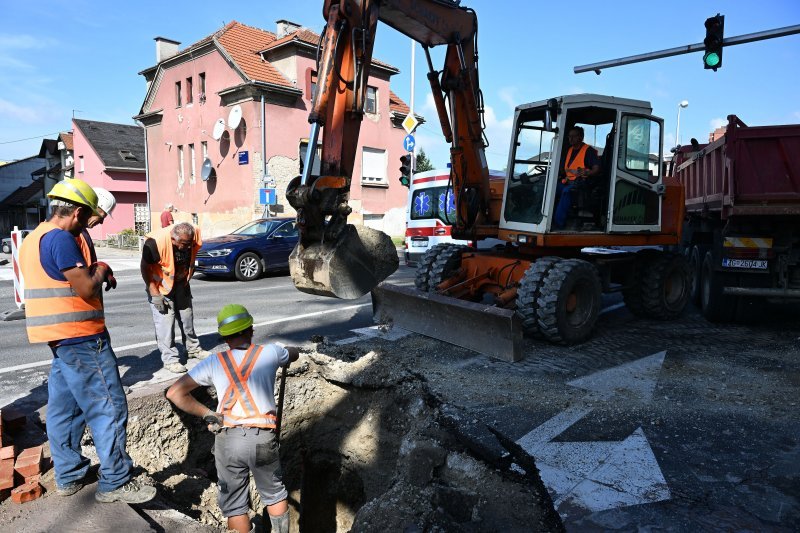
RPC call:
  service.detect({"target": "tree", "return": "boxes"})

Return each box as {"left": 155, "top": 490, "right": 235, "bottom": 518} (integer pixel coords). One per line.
{"left": 414, "top": 149, "right": 434, "bottom": 173}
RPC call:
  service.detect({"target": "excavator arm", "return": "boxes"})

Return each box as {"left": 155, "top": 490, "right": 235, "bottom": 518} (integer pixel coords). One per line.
{"left": 286, "top": 0, "right": 495, "bottom": 299}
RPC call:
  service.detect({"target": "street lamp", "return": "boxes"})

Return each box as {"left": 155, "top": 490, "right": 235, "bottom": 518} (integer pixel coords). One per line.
{"left": 675, "top": 100, "right": 689, "bottom": 148}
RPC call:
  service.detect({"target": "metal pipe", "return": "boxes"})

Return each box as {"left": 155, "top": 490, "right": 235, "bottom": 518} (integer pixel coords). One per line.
{"left": 723, "top": 286, "right": 800, "bottom": 298}
{"left": 301, "top": 122, "right": 321, "bottom": 186}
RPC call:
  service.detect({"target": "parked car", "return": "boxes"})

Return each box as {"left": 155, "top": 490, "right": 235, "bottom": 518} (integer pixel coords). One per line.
{"left": 195, "top": 218, "right": 299, "bottom": 281}
{"left": 1, "top": 229, "right": 33, "bottom": 254}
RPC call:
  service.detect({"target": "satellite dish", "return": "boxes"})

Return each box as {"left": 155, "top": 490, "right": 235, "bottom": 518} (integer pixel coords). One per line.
{"left": 228, "top": 105, "right": 243, "bottom": 129}
{"left": 201, "top": 158, "right": 215, "bottom": 181}
{"left": 211, "top": 119, "right": 226, "bottom": 141}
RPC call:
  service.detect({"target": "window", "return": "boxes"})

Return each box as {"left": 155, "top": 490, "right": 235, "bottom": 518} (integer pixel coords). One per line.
{"left": 78, "top": 155, "right": 84, "bottom": 173}
{"left": 309, "top": 71, "right": 317, "bottom": 100}
{"left": 361, "top": 147, "right": 387, "bottom": 185}
{"left": 186, "top": 77, "right": 193, "bottom": 105}
{"left": 411, "top": 186, "right": 456, "bottom": 224}
{"left": 201, "top": 141, "right": 208, "bottom": 160}
{"left": 134, "top": 203, "right": 149, "bottom": 235}
{"left": 189, "top": 143, "right": 196, "bottom": 181}
{"left": 272, "top": 221, "right": 298, "bottom": 238}
{"left": 177, "top": 145, "right": 184, "bottom": 182}
{"left": 365, "top": 86, "right": 377, "bottom": 114}
{"left": 199, "top": 72, "right": 206, "bottom": 102}
{"left": 119, "top": 150, "right": 138, "bottom": 162}
{"left": 299, "top": 140, "right": 321, "bottom": 176}
{"left": 175, "top": 81, "right": 182, "bottom": 107}
{"left": 618, "top": 115, "right": 661, "bottom": 184}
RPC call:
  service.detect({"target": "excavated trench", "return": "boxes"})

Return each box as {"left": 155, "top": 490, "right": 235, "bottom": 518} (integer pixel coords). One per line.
{"left": 114, "top": 342, "right": 561, "bottom": 532}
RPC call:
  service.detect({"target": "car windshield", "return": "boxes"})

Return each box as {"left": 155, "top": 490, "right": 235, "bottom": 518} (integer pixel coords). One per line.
{"left": 231, "top": 220, "right": 283, "bottom": 236}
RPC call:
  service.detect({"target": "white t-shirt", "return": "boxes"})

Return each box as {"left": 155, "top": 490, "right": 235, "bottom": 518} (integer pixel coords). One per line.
{"left": 188, "top": 343, "right": 290, "bottom": 417}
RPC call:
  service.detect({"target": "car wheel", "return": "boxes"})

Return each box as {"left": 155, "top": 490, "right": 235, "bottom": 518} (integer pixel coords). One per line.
{"left": 1, "top": 243, "right": 10, "bottom": 254}
{"left": 235, "top": 252, "right": 263, "bottom": 282}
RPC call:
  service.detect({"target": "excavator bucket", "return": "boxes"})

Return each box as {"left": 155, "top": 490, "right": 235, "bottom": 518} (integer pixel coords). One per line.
{"left": 289, "top": 224, "right": 399, "bottom": 300}
{"left": 371, "top": 283, "right": 522, "bottom": 362}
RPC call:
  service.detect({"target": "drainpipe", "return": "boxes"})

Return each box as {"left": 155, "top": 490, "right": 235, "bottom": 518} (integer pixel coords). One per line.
{"left": 261, "top": 93, "right": 269, "bottom": 217}
{"left": 141, "top": 124, "right": 152, "bottom": 233}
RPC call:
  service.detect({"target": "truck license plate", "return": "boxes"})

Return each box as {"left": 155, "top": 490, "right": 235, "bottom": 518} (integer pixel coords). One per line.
{"left": 722, "top": 258, "right": 767, "bottom": 269}
{"left": 411, "top": 239, "right": 429, "bottom": 248}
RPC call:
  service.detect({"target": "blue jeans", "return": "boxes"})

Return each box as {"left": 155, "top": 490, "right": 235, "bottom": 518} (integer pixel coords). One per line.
{"left": 555, "top": 181, "right": 575, "bottom": 229}
{"left": 48, "top": 336, "right": 132, "bottom": 492}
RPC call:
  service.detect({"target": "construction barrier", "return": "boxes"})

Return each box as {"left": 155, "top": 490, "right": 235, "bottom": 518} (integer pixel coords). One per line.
{"left": 11, "top": 226, "right": 24, "bottom": 308}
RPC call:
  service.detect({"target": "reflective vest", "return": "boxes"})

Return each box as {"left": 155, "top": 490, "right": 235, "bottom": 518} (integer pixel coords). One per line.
{"left": 144, "top": 225, "right": 202, "bottom": 296}
{"left": 77, "top": 231, "right": 95, "bottom": 265}
{"left": 564, "top": 144, "right": 590, "bottom": 181}
{"left": 217, "top": 345, "right": 278, "bottom": 429}
{"left": 19, "top": 222, "right": 105, "bottom": 343}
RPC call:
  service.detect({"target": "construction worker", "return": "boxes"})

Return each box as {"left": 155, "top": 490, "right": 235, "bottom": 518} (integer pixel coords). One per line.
{"left": 555, "top": 126, "right": 601, "bottom": 229}
{"left": 141, "top": 222, "right": 210, "bottom": 373}
{"left": 166, "top": 304, "right": 299, "bottom": 533}
{"left": 160, "top": 203, "right": 174, "bottom": 228}
{"left": 78, "top": 186, "right": 117, "bottom": 265}
{"left": 19, "top": 178, "right": 156, "bottom": 504}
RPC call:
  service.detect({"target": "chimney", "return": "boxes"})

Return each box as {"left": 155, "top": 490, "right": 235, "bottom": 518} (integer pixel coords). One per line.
{"left": 154, "top": 37, "right": 181, "bottom": 63}
{"left": 276, "top": 19, "right": 302, "bottom": 38}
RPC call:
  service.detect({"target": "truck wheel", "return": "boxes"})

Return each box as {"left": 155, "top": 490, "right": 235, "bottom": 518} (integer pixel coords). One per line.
{"left": 516, "top": 257, "right": 561, "bottom": 337}
{"left": 622, "top": 249, "right": 659, "bottom": 317}
{"left": 641, "top": 252, "right": 691, "bottom": 320}
{"left": 536, "top": 259, "right": 602, "bottom": 345}
{"left": 701, "top": 251, "right": 735, "bottom": 322}
{"left": 414, "top": 244, "right": 452, "bottom": 291}
{"left": 427, "top": 245, "right": 469, "bottom": 291}
{"left": 687, "top": 246, "right": 706, "bottom": 306}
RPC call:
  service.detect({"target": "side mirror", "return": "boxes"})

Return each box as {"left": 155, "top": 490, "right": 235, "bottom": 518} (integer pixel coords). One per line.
{"left": 544, "top": 98, "right": 559, "bottom": 132}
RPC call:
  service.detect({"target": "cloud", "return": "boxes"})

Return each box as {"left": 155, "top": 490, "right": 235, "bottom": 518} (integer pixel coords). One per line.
{"left": 0, "top": 34, "right": 57, "bottom": 50}
{"left": 709, "top": 117, "right": 727, "bottom": 131}
{"left": 497, "top": 86, "right": 519, "bottom": 110}
{"left": 793, "top": 111, "right": 800, "bottom": 121}
{"left": 0, "top": 97, "right": 55, "bottom": 124}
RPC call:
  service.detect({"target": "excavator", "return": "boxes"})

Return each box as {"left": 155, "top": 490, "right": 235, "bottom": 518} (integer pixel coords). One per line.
{"left": 287, "top": 0, "right": 691, "bottom": 361}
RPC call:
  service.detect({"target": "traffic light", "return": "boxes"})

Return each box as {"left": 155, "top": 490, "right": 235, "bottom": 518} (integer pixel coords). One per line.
{"left": 703, "top": 14, "right": 724, "bottom": 71}
{"left": 399, "top": 153, "right": 412, "bottom": 187}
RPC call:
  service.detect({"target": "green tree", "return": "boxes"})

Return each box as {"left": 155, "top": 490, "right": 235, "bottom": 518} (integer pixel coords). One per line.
{"left": 414, "top": 149, "right": 434, "bottom": 173}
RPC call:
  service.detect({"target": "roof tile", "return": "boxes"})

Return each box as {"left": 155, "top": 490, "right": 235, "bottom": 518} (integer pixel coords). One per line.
{"left": 216, "top": 22, "right": 293, "bottom": 87}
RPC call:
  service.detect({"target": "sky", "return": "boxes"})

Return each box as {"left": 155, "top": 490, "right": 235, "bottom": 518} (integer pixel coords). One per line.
{"left": 1, "top": 0, "right": 799, "bottom": 170}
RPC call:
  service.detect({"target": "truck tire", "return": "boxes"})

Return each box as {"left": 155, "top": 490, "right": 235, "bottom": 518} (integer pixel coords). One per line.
{"left": 622, "top": 249, "right": 659, "bottom": 317}
{"left": 427, "top": 245, "right": 469, "bottom": 292}
{"left": 641, "top": 252, "right": 691, "bottom": 320}
{"left": 701, "top": 250, "right": 736, "bottom": 322}
{"left": 515, "top": 257, "right": 561, "bottom": 337}
{"left": 687, "top": 245, "right": 706, "bottom": 306}
{"left": 536, "top": 259, "right": 602, "bottom": 345}
{"left": 414, "top": 244, "right": 452, "bottom": 291}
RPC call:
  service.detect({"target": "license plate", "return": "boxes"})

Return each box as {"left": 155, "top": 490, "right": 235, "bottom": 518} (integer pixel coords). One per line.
{"left": 194, "top": 260, "right": 199, "bottom": 267}
{"left": 722, "top": 258, "right": 767, "bottom": 269}
{"left": 411, "top": 239, "right": 428, "bottom": 248}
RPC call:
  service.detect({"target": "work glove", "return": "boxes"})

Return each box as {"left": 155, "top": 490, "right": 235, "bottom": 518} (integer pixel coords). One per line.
{"left": 91, "top": 262, "right": 117, "bottom": 291}
{"left": 203, "top": 412, "right": 223, "bottom": 434}
{"left": 151, "top": 294, "right": 169, "bottom": 314}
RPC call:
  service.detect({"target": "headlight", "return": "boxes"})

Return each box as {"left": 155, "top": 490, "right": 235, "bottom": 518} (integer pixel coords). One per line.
{"left": 206, "top": 248, "right": 233, "bottom": 257}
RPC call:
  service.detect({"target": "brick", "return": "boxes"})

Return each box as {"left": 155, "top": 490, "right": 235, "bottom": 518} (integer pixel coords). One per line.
{"left": 0, "top": 407, "right": 27, "bottom": 431}
{"left": 0, "top": 458, "right": 14, "bottom": 490}
{"left": 11, "top": 482, "right": 42, "bottom": 504}
{"left": 0, "top": 445, "right": 14, "bottom": 461}
{"left": 24, "top": 473, "right": 41, "bottom": 485}
{"left": 14, "top": 446, "right": 42, "bottom": 478}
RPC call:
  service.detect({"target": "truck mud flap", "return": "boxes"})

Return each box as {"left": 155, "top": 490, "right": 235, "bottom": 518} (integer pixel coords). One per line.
{"left": 371, "top": 283, "right": 522, "bottom": 362}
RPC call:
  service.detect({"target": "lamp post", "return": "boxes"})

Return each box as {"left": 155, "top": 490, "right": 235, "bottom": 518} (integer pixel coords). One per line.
{"left": 675, "top": 100, "right": 689, "bottom": 148}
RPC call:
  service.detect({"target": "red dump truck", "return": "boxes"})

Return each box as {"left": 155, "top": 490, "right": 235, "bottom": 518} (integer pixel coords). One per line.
{"left": 675, "top": 115, "right": 800, "bottom": 321}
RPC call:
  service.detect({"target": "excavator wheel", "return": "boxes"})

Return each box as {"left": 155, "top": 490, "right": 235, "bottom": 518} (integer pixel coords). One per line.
{"left": 414, "top": 244, "right": 455, "bottom": 291}
{"left": 428, "top": 245, "right": 470, "bottom": 292}
{"left": 622, "top": 249, "right": 660, "bottom": 317}
{"left": 515, "top": 257, "right": 562, "bottom": 338}
{"left": 536, "top": 259, "right": 602, "bottom": 345}
{"left": 640, "top": 252, "right": 691, "bottom": 320}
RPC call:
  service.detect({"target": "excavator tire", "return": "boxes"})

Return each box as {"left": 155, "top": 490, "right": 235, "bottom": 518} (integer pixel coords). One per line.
{"left": 536, "top": 259, "right": 602, "bottom": 345}
{"left": 515, "top": 257, "right": 562, "bottom": 338}
{"left": 414, "top": 244, "right": 454, "bottom": 291}
{"left": 640, "top": 252, "right": 691, "bottom": 320}
{"left": 622, "top": 249, "right": 660, "bottom": 317}
{"left": 428, "top": 245, "right": 470, "bottom": 292}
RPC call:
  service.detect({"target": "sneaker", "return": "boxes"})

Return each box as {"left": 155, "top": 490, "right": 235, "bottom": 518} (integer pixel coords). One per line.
{"left": 188, "top": 349, "right": 211, "bottom": 360}
{"left": 95, "top": 480, "right": 157, "bottom": 504}
{"left": 165, "top": 362, "right": 187, "bottom": 373}
{"left": 57, "top": 480, "right": 84, "bottom": 496}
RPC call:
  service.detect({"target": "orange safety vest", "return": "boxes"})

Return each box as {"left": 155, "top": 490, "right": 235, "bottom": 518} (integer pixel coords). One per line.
{"left": 563, "top": 144, "right": 590, "bottom": 182}
{"left": 19, "top": 222, "right": 105, "bottom": 343}
{"left": 144, "top": 225, "right": 202, "bottom": 296}
{"left": 77, "top": 232, "right": 94, "bottom": 265}
{"left": 217, "top": 345, "right": 278, "bottom": 429}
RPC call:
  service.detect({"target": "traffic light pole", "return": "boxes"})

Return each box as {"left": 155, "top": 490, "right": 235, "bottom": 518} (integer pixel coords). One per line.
{"left": 574, "top": 24, "right": 800, "bottom": 74}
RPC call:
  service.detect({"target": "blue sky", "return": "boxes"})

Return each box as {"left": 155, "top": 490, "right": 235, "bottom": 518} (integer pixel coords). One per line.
{"left": 1, "top": 0, "right": 798, "bottom": 170}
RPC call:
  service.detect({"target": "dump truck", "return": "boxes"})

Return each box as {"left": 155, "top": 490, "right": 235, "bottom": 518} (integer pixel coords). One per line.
{"left": 675, "top": 115, "right": 800, "bottom": 322}
{"left": 287, "top": 0, "right": 692, "bottom": 361}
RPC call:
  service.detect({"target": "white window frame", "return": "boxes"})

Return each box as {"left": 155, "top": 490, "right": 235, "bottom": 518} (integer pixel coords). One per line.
{"left": 178, "top": 145, "right": 184, "bottom": 181}
{"left": 361, "top": 147, "right": 387, "bottom": 186}
{"left": 189, "top": 143, "right": 196, "bottom": 181}
{"left": 78, "top": 155, "right": 84, "bottom": 173}
{"left": 365, "top": 86, "right": 377, "bottom": 114}
{"left": 201, "top": 141, "right": 208, "bottom": 160}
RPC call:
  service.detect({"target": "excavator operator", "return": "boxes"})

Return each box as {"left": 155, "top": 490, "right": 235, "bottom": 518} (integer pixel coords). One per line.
{"left": 555, "top": 126, "right": 600, "bottom": 229}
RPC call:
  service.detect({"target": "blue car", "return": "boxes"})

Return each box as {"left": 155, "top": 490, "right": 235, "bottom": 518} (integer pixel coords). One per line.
{"left": 195, "top": 218, "right": 299, "bottom": 281}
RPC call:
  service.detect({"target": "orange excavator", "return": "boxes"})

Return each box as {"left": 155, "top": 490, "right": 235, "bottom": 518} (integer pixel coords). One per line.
{"left": 287, "top": 0, "right": 691, "bottom": 361}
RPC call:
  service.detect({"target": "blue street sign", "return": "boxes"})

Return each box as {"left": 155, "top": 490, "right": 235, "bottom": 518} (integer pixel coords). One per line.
{"left": 238, "top": 151, "right": 249, "bottom": 165}
{"left": 403, "top": 134, "right": 415, "bottom": 152}
{"left": 259, "top": 188, "right": 276, "bottom": 205}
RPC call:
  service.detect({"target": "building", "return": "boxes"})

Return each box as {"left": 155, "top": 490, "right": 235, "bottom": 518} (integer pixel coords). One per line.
{"left": 135, "top": 20, "right": 413, "bottom": 238}
{"left": 0, "top": 156, "right": 47, "bottom": 235}
{"left": 72, "top": 118, "right": 148, "bottom": 239}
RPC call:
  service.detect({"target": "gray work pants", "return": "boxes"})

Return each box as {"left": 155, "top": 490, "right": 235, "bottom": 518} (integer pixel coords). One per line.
{"left": 147, "top": 285, "right": 200, "bottom": 365}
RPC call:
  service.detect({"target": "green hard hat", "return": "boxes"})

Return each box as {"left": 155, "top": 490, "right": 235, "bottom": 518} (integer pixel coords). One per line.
{"left": 217, "top": 304, "right": 254, "bottom": 337}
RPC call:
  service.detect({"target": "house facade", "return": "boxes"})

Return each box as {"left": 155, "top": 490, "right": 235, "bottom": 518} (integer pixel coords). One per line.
{"left": 135, "top": 20, "right": 412, "bottom": 238}
{"left": 0, "top": 156, "right": 46, "bottom": 235}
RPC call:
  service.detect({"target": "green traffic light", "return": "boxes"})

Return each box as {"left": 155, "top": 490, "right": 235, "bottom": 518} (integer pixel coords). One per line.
{"left": 704, "top": 52, "right": 720, "bottom": 67}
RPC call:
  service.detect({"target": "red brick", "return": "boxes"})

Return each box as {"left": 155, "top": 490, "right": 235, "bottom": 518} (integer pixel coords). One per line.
{"left": 0, "top": 407, "right": 26, "bottom": 431}
{"left": 24, "top": 473, "right": 40, "bottom": 485}
{"left": 0, "top": 458, "right": 14, "bottom": 490}
{"left": 0, "top": 445, "right": 14, "bottom": 461}
{"left": 11, "top": 481, "right": 42, "bottom": 503}
{"left": 14, "top": 446, "right": 42, "bottom": 478}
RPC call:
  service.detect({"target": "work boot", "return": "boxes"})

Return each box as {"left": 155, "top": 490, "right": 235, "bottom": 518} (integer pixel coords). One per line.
{"left": 165, "top": 362, "right": 187, "bottom": 373}
{"left": 188, "top": 349, "right": 211, "bottom": 359}
{"left": 56, "top": 480, "right": 84, "bottom": 496}
{"left": 95, "top": 480, "right": 157, "bottom": 504}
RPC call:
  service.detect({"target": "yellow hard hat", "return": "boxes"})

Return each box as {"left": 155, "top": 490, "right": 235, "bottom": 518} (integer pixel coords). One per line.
{"left": 48, "top": 179, "right": 99, "bottom": 215}
{"left": 217, "top": 304, "right": 254, "bottom": 337}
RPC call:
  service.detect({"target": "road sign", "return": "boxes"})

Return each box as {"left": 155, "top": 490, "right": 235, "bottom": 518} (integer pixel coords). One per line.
{"left": 402, "top": 114, "right": 419, "bottom": 134}
{"left": 238, "top": 151, "right": 249, "bottom": 165}
{"left": 403, "top": 134, "right": 416, "bottom": 152}
{"left": 259, "top": 188, "right": 276, "bottom": 205}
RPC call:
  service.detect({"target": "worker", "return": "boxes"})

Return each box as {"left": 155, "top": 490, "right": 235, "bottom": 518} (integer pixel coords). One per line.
{"left": 555, "top": 126, "right": 601, "bottom": 229}
{"left": 160, "top": 203, "right": 174, "bottom": 228}
{"left": 141, "top": 222, "right": 209, "bottom": 373}
{"left": 19, "top": 178, "right": 155, "bottom": 504}
{"left": 166, "top": 304, "right": 299, "bottom": 533}
{"left": 78, "top": 186, "right": 117, "bottom": 265}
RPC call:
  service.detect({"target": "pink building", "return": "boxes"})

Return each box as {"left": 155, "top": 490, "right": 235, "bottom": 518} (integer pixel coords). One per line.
{"left": 135, "top": 20, "right": 413, "bottom": 238}
{"left": 72, "top": 119, "right": 148, "bottom": 240}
